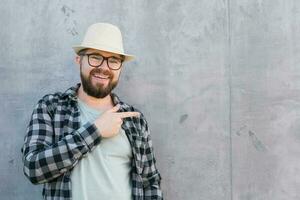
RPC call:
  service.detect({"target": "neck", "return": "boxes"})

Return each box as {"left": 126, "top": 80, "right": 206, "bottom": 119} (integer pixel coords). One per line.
{"left": 77, "top": 85, "right": 114, "bottom": 110}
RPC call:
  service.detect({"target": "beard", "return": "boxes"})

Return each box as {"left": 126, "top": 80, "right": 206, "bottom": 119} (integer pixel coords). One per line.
{"left": 80, "top": 65, "right": 118, "bottom": 98}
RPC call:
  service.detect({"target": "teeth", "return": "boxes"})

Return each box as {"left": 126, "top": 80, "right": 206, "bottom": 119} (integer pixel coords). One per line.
{"left": 93, "top": 74, "right": 109, "bottom": 79}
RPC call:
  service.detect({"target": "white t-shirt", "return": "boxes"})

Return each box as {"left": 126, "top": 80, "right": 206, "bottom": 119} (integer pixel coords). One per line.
{"left": 71, "top": 98, "right": 133, "bottom": 200}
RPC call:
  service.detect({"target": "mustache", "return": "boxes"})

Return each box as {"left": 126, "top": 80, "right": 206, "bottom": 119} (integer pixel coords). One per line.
{"left": 90, "top": 68, "right": 113, "bottom": 78}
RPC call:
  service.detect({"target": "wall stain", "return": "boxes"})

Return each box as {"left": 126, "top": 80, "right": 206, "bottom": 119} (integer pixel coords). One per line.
{"left": 236, "top": 125, "right": 247, "bottom": 136}
{"left": 248, "top": 131, "right": 267, "bottom": 152}
{"left": 61, "top": 5, "right": 74, "bottom": 16}
{"left": 9, "top": 159, "right": 14, "bottom": 164}
{"left": 60, "top": 5, "right": 78, "bottom": 36}
{"left": 179, "top": 114, "right": 188, "bottom": 124}
{"left": 166, "top": 156, "right": 175, "bottom": 165}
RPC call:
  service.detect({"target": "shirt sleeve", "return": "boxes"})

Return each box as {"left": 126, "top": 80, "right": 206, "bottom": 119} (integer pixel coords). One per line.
{"left": 21, "top": 98, "right": 101, "bottom": 184}
{"left": 140, "top": 116, "right": 163, "bottom": 199}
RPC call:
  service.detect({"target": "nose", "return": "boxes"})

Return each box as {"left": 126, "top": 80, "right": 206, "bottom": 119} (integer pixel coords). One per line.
{"left": 99, "top": 58, "right": 110, "bottom": 70}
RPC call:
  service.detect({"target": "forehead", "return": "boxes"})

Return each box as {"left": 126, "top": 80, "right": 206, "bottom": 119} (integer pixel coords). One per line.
{"left": 85, "top": 49, "right": 122, "bottom": 58}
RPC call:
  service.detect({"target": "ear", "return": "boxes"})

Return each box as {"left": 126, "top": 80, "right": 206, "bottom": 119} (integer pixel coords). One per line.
{"left": 75, "top": 55, "right": 81, "bottom": 65}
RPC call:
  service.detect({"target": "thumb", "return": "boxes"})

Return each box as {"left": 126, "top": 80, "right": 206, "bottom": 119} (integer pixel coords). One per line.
{"left": 106, "top": 104, "right": 120, "bottom": 113}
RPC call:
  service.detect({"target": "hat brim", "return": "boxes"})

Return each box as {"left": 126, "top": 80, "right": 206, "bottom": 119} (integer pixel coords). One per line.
{"left": 72, "top": 45, "right": 135, "bottom": 62}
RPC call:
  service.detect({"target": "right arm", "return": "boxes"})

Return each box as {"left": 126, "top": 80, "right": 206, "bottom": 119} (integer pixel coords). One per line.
{"left": 21, "top": 99, "right": 101, "bottom": 184}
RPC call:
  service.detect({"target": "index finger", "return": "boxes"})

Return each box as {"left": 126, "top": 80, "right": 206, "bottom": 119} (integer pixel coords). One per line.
{"left": 117, "top": 112, "right": 140, "bottom": 119}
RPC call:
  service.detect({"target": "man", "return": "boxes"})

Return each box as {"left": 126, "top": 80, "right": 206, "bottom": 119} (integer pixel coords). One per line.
{"left": 21, "top": 23, "right": 163, "bottom": 200}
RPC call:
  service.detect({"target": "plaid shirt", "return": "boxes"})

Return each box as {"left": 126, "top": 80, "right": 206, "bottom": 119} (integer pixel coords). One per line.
{"left": 21, "top": 83, "right": 163, "bottom": 200}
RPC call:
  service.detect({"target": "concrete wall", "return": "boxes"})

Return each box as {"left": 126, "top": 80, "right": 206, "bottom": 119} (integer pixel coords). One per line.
{"left": 1, "top": 0, "right": 299, "bottom": 199}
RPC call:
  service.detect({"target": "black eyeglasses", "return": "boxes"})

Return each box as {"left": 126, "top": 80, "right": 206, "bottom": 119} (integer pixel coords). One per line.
{"left": 81, "top": 53, "right": 123, "bottom": 70}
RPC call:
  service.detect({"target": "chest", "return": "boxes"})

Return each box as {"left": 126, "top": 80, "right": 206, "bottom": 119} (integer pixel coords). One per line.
{"left": 51, "top": 104, "right": 144, "bottom": 164}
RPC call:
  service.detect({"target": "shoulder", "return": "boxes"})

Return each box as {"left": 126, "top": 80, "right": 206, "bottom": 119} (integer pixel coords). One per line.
{"left": 36, "top": 92, "right": 65, "bottom": 108}
{"left": 36, "top": 83, "right": 80, "bottom": 108}
{"left": 33, "top": 91, "right": 73, "bottom": 118}
{"left": 39, "top": 92, "right": 64, "bottom": 104}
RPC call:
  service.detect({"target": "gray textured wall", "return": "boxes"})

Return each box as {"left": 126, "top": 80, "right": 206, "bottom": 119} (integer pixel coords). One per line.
{"left": 1, "top": 0, "right": 300, "bottom": 199}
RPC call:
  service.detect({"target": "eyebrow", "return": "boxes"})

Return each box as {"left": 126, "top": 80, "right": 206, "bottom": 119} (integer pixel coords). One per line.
{"left": 87, "top": 52, "right": 122, "bottom": 59}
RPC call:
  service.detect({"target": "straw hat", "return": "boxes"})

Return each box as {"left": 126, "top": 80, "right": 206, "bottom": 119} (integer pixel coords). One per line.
{"left": 72, "top": 23, "right": 134, "bottom": 61}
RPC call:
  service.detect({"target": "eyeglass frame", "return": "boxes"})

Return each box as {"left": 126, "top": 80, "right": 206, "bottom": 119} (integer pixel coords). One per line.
{"left": 79, "top": 53, "right": 124, "bottom": 70}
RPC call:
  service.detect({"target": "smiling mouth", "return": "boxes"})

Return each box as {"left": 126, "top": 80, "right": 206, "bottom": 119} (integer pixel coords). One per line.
{"left": 92, "top": 74, "right": 110, "bottom": 79}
